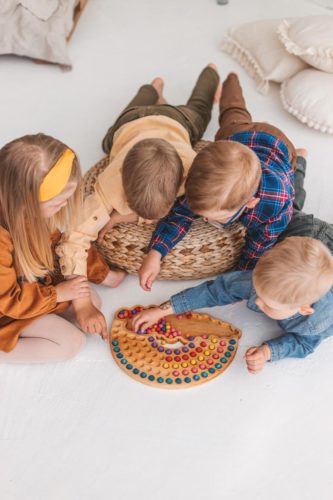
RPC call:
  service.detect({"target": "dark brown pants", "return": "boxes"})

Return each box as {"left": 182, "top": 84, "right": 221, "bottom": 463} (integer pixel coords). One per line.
{"left": 102, "top": 66, "right": 220, "bottom": 154}
{"left": 215, "top": 73, "right": 297, "bottom": 170}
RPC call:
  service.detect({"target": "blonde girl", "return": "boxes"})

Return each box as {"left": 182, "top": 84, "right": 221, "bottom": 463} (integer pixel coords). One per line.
{"left": 0, "top": 134, "right": 122, "bottom": 363}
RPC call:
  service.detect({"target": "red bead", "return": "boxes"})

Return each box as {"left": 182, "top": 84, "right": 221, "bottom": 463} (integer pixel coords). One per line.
{"left": 190, "top": 352, "right": 196, "bottom": 357}
{"left": 196, "top": 347, "right": 202, "bottom": 353}
{"left": 175, "top": 356, "right": 181, "bottom": 362}
{"left": 166, "top": 356, "right": 172, "bottom": 362}
{"left": 182, "top": 355, "right": 189, "bottom": 361}
{"left": 200, "top": 341, "right": 207, "bottom": 347}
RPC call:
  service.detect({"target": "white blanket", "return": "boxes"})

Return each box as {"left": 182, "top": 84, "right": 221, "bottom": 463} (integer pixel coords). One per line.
{"left": 0, "top": 0, "right": 79, "bottom": 66}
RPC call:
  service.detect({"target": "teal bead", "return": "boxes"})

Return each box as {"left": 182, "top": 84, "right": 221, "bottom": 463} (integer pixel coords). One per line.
{"left": 113, "top": 346, "right": 120, "bottom": 352}
{"left": 208, "top": 368, "right": 215, "bottom": 374}
{"left": 230, "top": 339, "right": 236, "bottom": 345}
{"left": 140, "top": 372, "right": 147, "bottom": 378}
{"left": 175, "top": 378, "right": 182, "bottom": 384}
{"left": 193, "top": 375, "right": 200, "bottom": 381}
{"left": 184, "top": 377, "right": 191, "bottom": 383}
{"left": 133, "top": 368, "right": 139, "bottom": 374}
{"left": 228, "top": 345, "right": 235, "bottom": 351}
{"left": 221, "top": 357, "right": 227, "bottom": 363}
{"left": 215, "top": 363, "right": 222, "bottom": 369}
{"left": 116, "top": 353, "right": 123, "bottom": 359}
{"left": 201, "top": 371, "right": 208, "bottom": 378}
{"left": 120, "top": 359, "right": 127, "bottom": 365}
{"left": 157, "top": 377, "right": 164, "bottom": 383}
{"left": 112, "top": 340, "right": 118, "bottom": 346}
{"left": 225, "top": 352, "right": 231, "bottom": 358}
{"left": 148, "top": 375, "right": 155, "bottom": 381}
{"left": 126, "top": 364, "right": 133, "bottom": 370}
{"left": 166, "top": 378, "right": 173, "bottom": 384}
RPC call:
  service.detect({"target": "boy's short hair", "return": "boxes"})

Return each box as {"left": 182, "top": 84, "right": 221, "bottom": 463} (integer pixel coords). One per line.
{"left": 253, "top": 237, "right": 333, "bottom": 306}
{"left": 185, "top": 140, "right": 261, "bottom": 212}
{"left": 122, "top": 138, "right": 184, "bottom": 219}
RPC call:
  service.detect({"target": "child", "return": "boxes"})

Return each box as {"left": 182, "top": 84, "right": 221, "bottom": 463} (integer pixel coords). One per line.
{"left": 139, "top": 72, "right": 296, "bottom": 291}
{"left": 132, "top": 236, "right": 333, "bottom": 373}
{"left": 56, "top": 64, "right": 220, "bottom": 279}
{"left": 0, "top": 134, "right": 119, "bottom": 362}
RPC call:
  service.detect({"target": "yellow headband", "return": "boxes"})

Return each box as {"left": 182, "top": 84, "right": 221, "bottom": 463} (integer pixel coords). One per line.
{"left": 39, "top": 148, "right": 75, "bottom": 202}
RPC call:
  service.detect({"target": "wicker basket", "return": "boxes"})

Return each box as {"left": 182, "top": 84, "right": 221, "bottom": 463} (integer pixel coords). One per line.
{"left": 83, "top": 140, "right": 246, "bottom": 280}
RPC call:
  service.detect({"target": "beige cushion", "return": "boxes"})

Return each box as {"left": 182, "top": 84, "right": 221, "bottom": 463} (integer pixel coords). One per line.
{"left": 221, "top": 18, "right": 307, "bottom": 94}
{"left": 280, "top": 68, "right": 333, "bottom": 134}
{"left": 278, "top": 16, "right": 333, "bottom": 73}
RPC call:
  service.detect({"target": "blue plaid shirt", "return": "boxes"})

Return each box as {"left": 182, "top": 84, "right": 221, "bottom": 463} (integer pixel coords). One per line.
{"left": 149, "top": 131, "right": 295, "bottom": 270}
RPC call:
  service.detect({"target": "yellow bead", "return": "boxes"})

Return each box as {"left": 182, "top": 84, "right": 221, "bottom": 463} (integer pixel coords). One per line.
{"left": 212, "top": 338, "right": 218, "bottom": 343}
{"left": 163, "top": 363, "right": 169, "bottom": 369}
{"left": 173, "top": 363, "right": 179, "bottom": 369}
{"left": 161, "top": 340, "right": 166, "bottom": 345}
{"left": 198, "top": 355, "right": 204, "bottom": 361}
{"left": 209, "top": 344, "right": 215, "bottom": 350}
{"left": 204, "top": 350, "right": 210, "bottom": 356}
{"left": 181, "top": 362, "right": 188, "bottom": 368}
{"left": 190, "top": 359, "right": 197, "bottom": 365}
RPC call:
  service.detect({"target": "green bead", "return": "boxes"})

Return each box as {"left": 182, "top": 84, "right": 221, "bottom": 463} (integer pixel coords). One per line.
{"left": 157, "top": 377, "right": 164, "bottom": 383}
{"left": 225, "top": 352, "right": 231, "bottom": 358}
{"left": 140, "top": 372, "right": 147, "bottom": 378}
{"left": 126, "top": 364, "right": 133, "bottom": 370}
{"left": 113, "top": 346, "right": 120, "bottom": 352}
{"left": 112, "top": 340, "right": 118, "bottom": 346}
{"left": 208, "top": 368, "right": 215, "bottom": 374}
{"left": 201, "top": 371, "right": 208, "bottom": 378}
{"left": 230, "top": 339, "right": 236, "bottom": 345}
{"left": 228, "top": 345, "right": 235, "bottom": 351}
{"left": 215, "top": 363, "right": 222, "bottom": 369}
{"left": 221, "top": 357, "right": 227, "bottom": 363}
{"left": 133, "top": 368, "right": 139, "bottom": 374}
{"left": 175, "top": 378, "right": 182, "bottom": 384}
{"left": 193, "top": 375, "right": 200, "bottom": 381}
{"left": 116, "top": 353, "right": 123, "bottom": 359}
{"left": 148, "top": 375, "right": 155, "bottom": 381}
{"left": 184, "top": 377, "right": 191, "bottom": 383}
{"left": 166, "top": 378, "right": 173, "bottom": 384}
{"left": 120, "top": 359, "right": 127, "bottom": 364}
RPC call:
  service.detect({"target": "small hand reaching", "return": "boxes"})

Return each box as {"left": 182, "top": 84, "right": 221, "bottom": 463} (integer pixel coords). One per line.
{"left": 55, "top": 276, "right": 90, "bottom": 303}
{"left": 138, "top": 250, "right": 162, "bottom": 291}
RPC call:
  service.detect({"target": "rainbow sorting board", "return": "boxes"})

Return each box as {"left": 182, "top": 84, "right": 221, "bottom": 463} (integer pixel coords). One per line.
{"left": 110, "top": 306, "right": 242, "bottom": 389}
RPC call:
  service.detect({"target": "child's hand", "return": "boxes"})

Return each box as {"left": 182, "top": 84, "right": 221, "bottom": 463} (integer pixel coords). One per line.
{"left": 72, "top": 297, "right": 107, "bottom": 340}
{"left": 138, "top": 250, "right": 162, "bottom": 291}
{"left": 244, "top": 344, "right": 271, "bottom": 374}
{"left": 132, "top": 307, "right": 167, "bottom": 332}
{"left": 55, "top": 277, "right": 90, "bottom": 303}
{"left": 97, "top": 211, "right": 139, "bottom": 243}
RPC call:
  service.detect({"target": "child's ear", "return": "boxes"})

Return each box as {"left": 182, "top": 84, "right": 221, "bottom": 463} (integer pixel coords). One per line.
{"left": 299, "top": 305, "right": 314, "bottom": 316}
{"left": 246, "top": 197, "right": 260, "bottom": 209}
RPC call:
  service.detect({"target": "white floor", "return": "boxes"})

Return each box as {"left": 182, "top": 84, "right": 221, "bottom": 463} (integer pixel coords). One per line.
{"left": 1, "top": 1, "right": 333, "bottom": 499}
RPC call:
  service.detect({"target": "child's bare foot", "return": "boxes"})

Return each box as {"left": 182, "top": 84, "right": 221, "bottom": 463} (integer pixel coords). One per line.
{"left": 101, "top": 269, "right": 127, "bottom": 288}
{"left": 151, "top": 77, "right": 167, "bottom": 104}
{"left": 244, "top": 344, "right": 271, "bottom": 374}
{"left": 296, "top": 148, "right": 308, "bottom": 159}
{"left": 207, "top": 63, "right": 222, "bottom": 103}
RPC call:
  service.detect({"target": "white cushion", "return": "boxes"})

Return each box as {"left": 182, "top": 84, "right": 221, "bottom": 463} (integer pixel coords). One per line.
{"left": 278, "top": 16, "right": 333, "bottom": 73}
{"left": 280, "top": 68, "right": 333, "bottom": 134}
{"left": 221, "top": 18, "right": 308, "bottom": 94}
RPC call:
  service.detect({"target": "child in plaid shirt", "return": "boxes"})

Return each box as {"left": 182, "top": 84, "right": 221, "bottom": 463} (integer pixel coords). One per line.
{"left": 139, "top": 73, "right": 296, "bottom": 290}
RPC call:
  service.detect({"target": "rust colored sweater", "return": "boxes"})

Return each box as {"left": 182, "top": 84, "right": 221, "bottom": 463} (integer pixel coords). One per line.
{"left": 0, "top": 226, "right": 109, "bottom": 352}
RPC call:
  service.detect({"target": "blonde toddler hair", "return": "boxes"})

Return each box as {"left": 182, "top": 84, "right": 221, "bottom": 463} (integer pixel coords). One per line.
{"left": 0, "top": 133, "right": 81, "bottom": 282}
{"left": 122, "top": 138, "right": 184, "bottom": 219}
{"left": 253, "top": 237, "right": 333, "bottom": 306}
{"left": 185, "top": 140, "right": 261, "bottom": 212}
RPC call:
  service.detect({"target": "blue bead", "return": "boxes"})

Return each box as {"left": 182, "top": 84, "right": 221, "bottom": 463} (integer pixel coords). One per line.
{"left": 175, "top": 378, "right": 182, "bottom": 384}
{"left": 132, "top": 309, "right": 137, "bottom": 314}
{"left": 193, "top": 375, "right": 200, "bottom": 381}
{"left": 157, "top": 377, "right": 164, "bottom": 383}
{"left": 215, "top": 363, "right": 222, "bottom": 369}
{"left": 116, "top": 353, "right": 123, "bottom": 359}
{"left": 113, "top": 346, "right": 120, "bottom": 353}
{"left": 230, "top": 339, "right": 236, "bottom": 345}
{"left": 140, "top": 372, "right": 147, "bottom": 378}
{"left": 112, "top": 340, "right": 118, "bottom": 346}
{"left": 148, "top": 375, "right": 155, "bottom": 381}
{"left": 133, "top": 368, "right": 139, "bottom": 374}
{"left": 126, "top": 364, "right": 133, "bottom": 370}
{"left": 209, "top": 368, "right": 215, "bottom": 374}
{"left": 184, "top": 377, "right": 191, "bottom": 383}
{"left": 166, "top": 378, "right": 173, "bottom": 384}
{"left": 121, "top": 359, "right": 127, "bottom": 365}
{"left": 225, "top": 352, "right": 231, "bottom": 358}
{"left": 221, "top": 357, "right": 227, "bottom": 363}
{"left": 228, "top": 345, "right": 235, "bottom": 351}
{"left": 201, "top": 371, "right": 208, "bottom": 378}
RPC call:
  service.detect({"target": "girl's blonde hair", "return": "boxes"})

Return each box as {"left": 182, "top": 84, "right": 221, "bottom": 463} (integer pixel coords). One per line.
{"left": 0, "top": 133, "right": 81, "bottom": 282}
{"left": 253, "top": 237, "right": 333, "bottom": 306}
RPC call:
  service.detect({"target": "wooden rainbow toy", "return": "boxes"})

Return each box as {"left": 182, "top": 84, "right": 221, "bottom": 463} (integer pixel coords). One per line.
{"left": 110, "top": 306, "right": 242, "bottom": 389}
